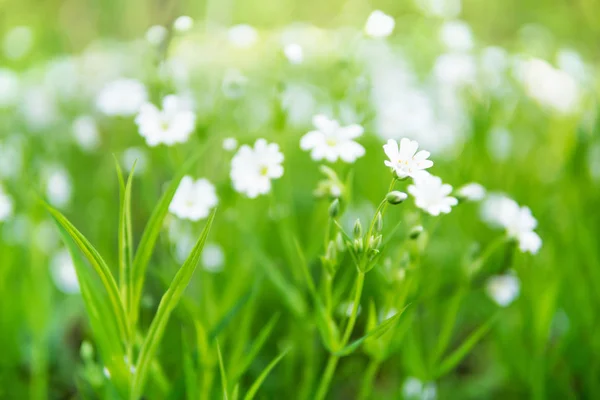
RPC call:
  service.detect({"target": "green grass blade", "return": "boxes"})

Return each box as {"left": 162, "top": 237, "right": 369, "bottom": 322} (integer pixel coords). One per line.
{"left": 131, "top": 210, "right": 216, "bottom": 399}
{"left": 208, "top": 289, "right": 254, "bottom": 342}
{"left": 231, "top": 313, "right": 280, "bottom": 382}
{"left": 44, "top": 202, "right": 129, "bottom": 347}
{"left": 243, "top": 348, "right": 290, "bottom": 400}
{"left": 217, "top": 341, "right": 229, "bottom": 400}
{"left": 435, "top": 313, "right": 498, "bottom": 378}
{"left": 114, "top": 155, "right": 126, "bottom": 293}
{"left": 333, "top": 305, "right": 409, "bottom": 357}
{"left": 130, "top": 152, "right": 204, "bottom": 327}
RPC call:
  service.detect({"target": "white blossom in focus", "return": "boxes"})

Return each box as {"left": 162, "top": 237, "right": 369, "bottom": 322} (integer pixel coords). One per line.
{"left": 50, "top": 250, "right": 80, "bottom": 294}
{"left": 408, "top": 172, "right": 458, "bottom": 216}
{"left": 0, "top": 184, "right": 13, "bottom": 221}
{"left": 481, "top": 194, "right": 542, "bottom": 254}
{"left": 300, "top": 115, "right": 365, "bottom": 163}
{"left": 135, "top": 95, "right": 196, "bottom": 147}
{"left": 456, "top": 183, "right": 486, "bottom": 201}
{"left": 230, "top": 139, "right": 284, "bottom": 198}
{"left": 365, "top": 10, "right": 395, "bottom": 38}
{"left": 96, "top": 78, "right": 148, "bottom": 117}
{"left": 169, "top": 176, "right": 218, "bottom": 221}
{"left": 486, "top": 274, "right": 520, "bottom": 307}
{"left": 72, "top": 115, "right": 100, "bottom": 151}
{"left": 383, "top": 138, "right": 433, "bottom": 179}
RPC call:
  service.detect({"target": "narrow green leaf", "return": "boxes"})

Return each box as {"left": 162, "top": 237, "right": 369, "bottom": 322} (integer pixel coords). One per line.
{"left": 130, "top": 151, "right": 205, "bottom": 326}
{"left": 217, "top": 341, "right": 229, "bottom": 400}
{"left": 231, "top": 313, "right": 280, "bottom": 382}
{"left": 433, "top": 286, "right": 467, "bottom": 365}
{"left": 333, "top": 305, "right": 409, "bottom": 357}
{"left": 44, "top": 202, "right": 129, "bottom": 347}
{"left": 435, "top": 313, "right": 498, "bottom": 378}
{"left": 243, "top": 348, "right": 290, "bottom": 400}
{"left": 131, "top": 210, "right": 216, "bottom": 399}
{"left": 208, "top": 289, "right": 254, "bottom": 342}
{"left": 232, "top": 384, "right": 240, "bottom": 400}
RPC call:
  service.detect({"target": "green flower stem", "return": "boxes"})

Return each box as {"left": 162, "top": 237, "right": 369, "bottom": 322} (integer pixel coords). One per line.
{"left": 358, "top": 358, "right": 381, "bottom": 400}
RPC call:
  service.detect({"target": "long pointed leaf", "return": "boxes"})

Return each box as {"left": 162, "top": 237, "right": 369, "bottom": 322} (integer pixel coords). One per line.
{"left": 435, "top": 313, "right": 498, "bottom": 378}
{"left": 217, "top": 341, "right": 229, "bottom": 400}
{"left": 334, "top": 305, "right": 409, "bottom": 356}
{"left": 243, "top": 348, "right": 290, "bottom": 400}
{"left": 130, "top": 151, "right": 205, "bottom": 326}
{"left": 131, "top": 210, "right": 216, "bottom": 399}
{"left": 44, "top": 202, "right": 129, "bottom": 346}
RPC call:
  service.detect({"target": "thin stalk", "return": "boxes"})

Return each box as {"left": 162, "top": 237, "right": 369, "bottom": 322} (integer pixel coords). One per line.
{"left": 358, "top": 359, "right": 381, "bottom": 400}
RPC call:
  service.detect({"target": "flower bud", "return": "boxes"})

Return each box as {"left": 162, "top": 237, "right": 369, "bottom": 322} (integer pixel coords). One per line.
{"left": 335, "top": 232, "right": 345, "bottom": 252}
{"left": 353, "top": 219, "right": 363, "bottom": 239}
{"left": 409, "top": 225, "right": 424, "bottom": 239}
{"left": 375, "top": 212, "right": 383, "bottom": 233}
{"left": 386, "top": 191, "right": 408, "bottom": 205}
{"left": 353, "top": 238, "right": 364, "bottom": 253}
{"left": 368, "top": 234, "right": 382, "bottom": 251}
{"left": 328, "top": 198, "right": 340, "bottom": 218}
{"left": 325, "top": 240, "right": 337, "bottom": 262}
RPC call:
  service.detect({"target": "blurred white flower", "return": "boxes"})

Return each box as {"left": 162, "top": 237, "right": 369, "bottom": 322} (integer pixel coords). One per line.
{"left": 202, "top": 243, "right": 225, "bottom": 273}
{"left": 433, "top": 53, "right": 476, "bottom": 87}
{"left": 0, "top": 137, "right": 23, "bottom": 179}
{"left": 283, "top": 43, "right": 304, "bottom": 64}
{"left": 0, "top": 184, "right": 13, "bottom": 221}
{"left": 439, "top": 20, "right": 473, "bottom": 52}
{"left": 481, "top": 194, "right": 542, "bottom": 254}
{"left": 3, "top": 26, "right": 33, "bottom": 60}
{"left": 486, "top": 274, "right": 520, "bottom": 307}
{"left": 486, "top": 126, "right": 512, "bottom": 161}
{"left": 231, "top": 139, "right": 284, "bottom": 198}
{"left": 557, "top": 49, "right": 588, "bottom": 83}
{"left": 383, "top": 138, "right": 433, "bottom": 179}
{"left": 45, "top": 167, "right": 72, "bottom": 208}
{"left": 72, "top": 115, "right": 100, "bottom": 151}
{"left": 456, "top": 183, "right": 486, "bottom": 201}
{"left": 50, "top": 250, "right": 80, "bottom": 294}
{"left": 222, "top": 69, "right": 248, "bottom": 99}
{"left": 402, "top": 376, "right": 437, "bottom": 400}
{"left": 0, "top": 69, "right": 19, "bottom": 107}
{"left": 169, "top": 176, "right": 218, "bottom": 221}
{"left": 135, "top": 95, "right": 196, "bottom": 147}
{"left": 300, "top": 115, "right": 365, "bottom": 163}
{"left": 173, "top": 16, "right": 194, "bottom": 32}
{"left": 21, "top": 86, "right": 59, "bottom": 130}
{"left": 228, "top": 24, "right": 258, "bottom": 48}
{"left": 479, "top": 46, "right": 509, "bottom": 93}
{"left": 408, "top": 173, "right": 458, "bottom": 216}
{"left": 519, "top": 58, "right": 580, "bottom": 114}
{"left": 96, "top": 78, "right": 148, "bottom": 117}
{"left": 223, "top": 137, "right": 238, "bottom": 151}
{"left": 145, "top": 25, "right": 168, "bottom": 46}
{"left": 122, "top": 147, "right": 147, "bottom": 175}
{"left": 364, "top": 10, "right": 395, "bottom": 38}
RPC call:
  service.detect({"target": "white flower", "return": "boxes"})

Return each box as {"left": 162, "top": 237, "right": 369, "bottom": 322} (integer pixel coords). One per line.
{"left": 481, "top": 195, "right": 542, "bottom": 254}
{"left": 456, "top": 183, "right": 486, "bottom": 201}
{"left": 169, "top": 176, "right": 218, "bottom": 221}
{"left": 145, "top": 25, "right": 168, "bottom": 45}
{"left": 439, "top": 20, "right": 473, "bottom": 52}
{"left": 223, "top": 137, "right": 238, "bottom": 151}
{"left": 0, "top": 68, "right": 19, "bottom": 108}
{"left": 50, "top": 250, "right": 80, "bottom": 294}
{"left": 0, "top": 184, "right": 13, "bottom": 221}
{"left": 173, "top": 16, "right": 194, "bottom": 32}
{"left": 228, "top": 24, "right": 258, "bottom": 48}
{"left": 202, "top": 243, "right": 225, "bottom": 273}
{"left": 230, "top": 139, "right": 284, "bottom": 198}
{"left": 300, "top": 115, "right": 365, "bottom": 163}
{"left": 72, "top": 115, "right": 100, "bottom": 151}
{"left": 96, "top": 78, "right": 148, "bottom": 117}
{"left": 383, "top": 138, "right": 433, "bottom": 179}
{"left": 45, "top": 167, "right": 72, "bottom": 208}
{"left": 135, "top": 95, "right": 196, "bottom": 147}
{"left": 408, "top": 173, "right": 457, "bottom": 216}
{"left": 402, "top": 377, "right": 437, "bottom": 400}
{"left": 486, "top": 274, "right": 520, "bottom": 307}
{"left": 518, "top": 58, "right": 580, "bottom": 114}
{"left": 283, "top": 43, "right": 304, "bottom": 64}
{"left": 365, "top": 10, "right": 395, "bottom": 38}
